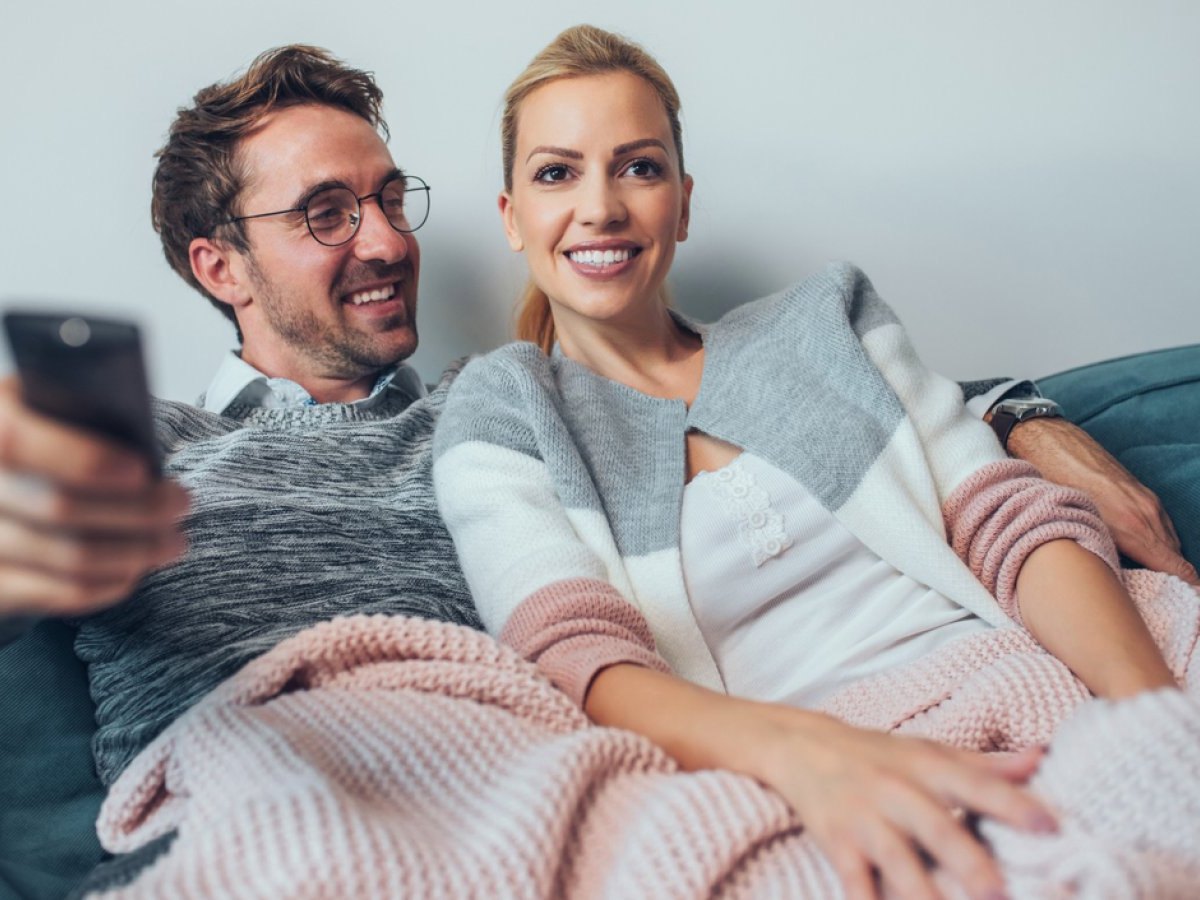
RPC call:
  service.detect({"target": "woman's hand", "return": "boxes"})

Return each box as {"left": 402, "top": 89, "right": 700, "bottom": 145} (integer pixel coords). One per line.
{"left": 752, "top": 706, "right": 1053, "bottom": 900}
{"left": 586, "top": 664, "right": 1055, "bottom": 900}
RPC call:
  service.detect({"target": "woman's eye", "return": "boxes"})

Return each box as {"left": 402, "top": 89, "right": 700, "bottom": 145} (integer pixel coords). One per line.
{"left": 625, "top": 158, "right": 663, "bottom": 178}
{"left": 534, "top": 164, "right": 570, "bottom": 183}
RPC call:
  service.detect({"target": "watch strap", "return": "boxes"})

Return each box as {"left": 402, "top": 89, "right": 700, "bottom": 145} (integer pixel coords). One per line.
{"left": 990, "top": 409, "right": 1021, "bottom": 450}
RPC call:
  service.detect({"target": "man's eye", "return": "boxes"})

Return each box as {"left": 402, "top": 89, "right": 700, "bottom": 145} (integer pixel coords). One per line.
{"left": 625, "top": 158, "right": 663, "bottom": 178}
{"left": 308, "top": 206, "right": 344, "bottom": 226}
{"left": 534, "top": 164, "right": 570, "bottom": 183}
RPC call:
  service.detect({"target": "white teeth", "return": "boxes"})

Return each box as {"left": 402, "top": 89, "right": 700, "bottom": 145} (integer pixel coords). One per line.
{"left": 348, "top": 284, "right": 396, "bottom": 305}
{"left": 567, "top": 248, "right": 634, "bottom": 266}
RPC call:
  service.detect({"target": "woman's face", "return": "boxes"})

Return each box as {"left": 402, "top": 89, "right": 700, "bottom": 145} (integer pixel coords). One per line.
{"left": 501, "top": 71, "right": 692, "bottom": 333}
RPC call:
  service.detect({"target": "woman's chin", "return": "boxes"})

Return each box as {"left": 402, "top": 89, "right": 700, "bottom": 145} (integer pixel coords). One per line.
{"left": 547, "top": 288, "right": 663, "bottom": 329}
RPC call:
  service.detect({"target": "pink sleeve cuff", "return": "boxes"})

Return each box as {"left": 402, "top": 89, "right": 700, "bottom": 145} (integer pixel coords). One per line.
{"left": 943, "top": 459, "right": 1120, "bottom": 625}
{"left": 499, "top": 578, "right": 671, "bottom": 707}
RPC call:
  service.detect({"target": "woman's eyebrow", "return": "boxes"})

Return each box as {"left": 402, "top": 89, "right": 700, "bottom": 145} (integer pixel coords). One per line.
{"left": 525, "top": 146, "right": 583, "bottom": 163}
{"left": 612, "top": 138, "right": 667, "bottom": 157}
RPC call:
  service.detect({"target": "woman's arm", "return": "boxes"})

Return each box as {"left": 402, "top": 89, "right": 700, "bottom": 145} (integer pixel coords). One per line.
{"left": 839, "top": 269, "right": 1177, "bottom": 698}
{"left": 945, "top": 462, "right": 1177, "bottom": 699}
{"left": 587, "top": 663, "right": 1055, "bottom": 900}
{"left": 1016, "top": 539, "right": 1176, "bottom": 698}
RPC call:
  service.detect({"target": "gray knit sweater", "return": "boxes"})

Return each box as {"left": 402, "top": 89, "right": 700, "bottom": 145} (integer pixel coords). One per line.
{"left": 74, "top": 365, "right": 481, "bottom": 785}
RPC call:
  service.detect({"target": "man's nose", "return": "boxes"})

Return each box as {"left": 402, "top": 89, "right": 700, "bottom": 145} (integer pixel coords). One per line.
{"left": 352, "top": 198, "right": 410, "bottom": 263}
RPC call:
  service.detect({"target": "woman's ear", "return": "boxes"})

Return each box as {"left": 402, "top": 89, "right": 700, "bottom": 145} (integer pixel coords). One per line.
{"left": 189, "top": 237, "right": 252, "bottom": 311}
{"left": 498, "top": 191, "right": 525, "bottom": 252}
{"left": 677, "top": 174, "right": 694, "bottom": 243}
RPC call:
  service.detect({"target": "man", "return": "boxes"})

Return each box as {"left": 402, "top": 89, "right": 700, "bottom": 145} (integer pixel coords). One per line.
{"left": 0, "top": 47, "right": 486, "bottom": 790}
{"left": 0, "top": 44, "right": 1194, "bottom": 784}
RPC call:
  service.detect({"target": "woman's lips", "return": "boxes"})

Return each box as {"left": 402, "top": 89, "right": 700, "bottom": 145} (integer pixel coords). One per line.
{"left": 563, "top": 245, "right": 642, "bottom": 279}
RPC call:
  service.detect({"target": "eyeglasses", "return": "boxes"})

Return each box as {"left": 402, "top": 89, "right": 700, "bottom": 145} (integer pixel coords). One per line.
{"left": 229, "top": 174, "right": 431, "bottom": 246}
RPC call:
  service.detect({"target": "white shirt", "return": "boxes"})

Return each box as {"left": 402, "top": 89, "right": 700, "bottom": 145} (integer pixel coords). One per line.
{"left": 680, "top": 452, "right": 990, "bottom": 707}
{"left": 199, "top": 351, "right": 427, "bottom": 415}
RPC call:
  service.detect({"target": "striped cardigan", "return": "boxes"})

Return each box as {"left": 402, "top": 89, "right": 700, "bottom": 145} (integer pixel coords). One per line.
{"left": 433, "top": 264, "right": 1117, "bottom": 705}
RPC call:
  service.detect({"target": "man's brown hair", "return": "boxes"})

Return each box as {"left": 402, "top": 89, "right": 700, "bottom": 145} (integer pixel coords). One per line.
{"left": 151, "top": 45, "right": 388, "bottom": 327}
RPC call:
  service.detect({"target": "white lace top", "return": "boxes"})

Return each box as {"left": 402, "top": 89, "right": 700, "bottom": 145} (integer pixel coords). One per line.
{"left": 680, "top": 453, "right": 990, "bottom": 707}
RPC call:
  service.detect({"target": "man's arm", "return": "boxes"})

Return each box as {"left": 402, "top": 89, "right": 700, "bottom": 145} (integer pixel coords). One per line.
{"left": 0, "top": 376, "right": 189, "bottom": 630}
{"left": 1004, "top": 415, "right": 1198, "bottom": 584}
{"left": 961, "top": 376, "right": 1197, "bottom": 584}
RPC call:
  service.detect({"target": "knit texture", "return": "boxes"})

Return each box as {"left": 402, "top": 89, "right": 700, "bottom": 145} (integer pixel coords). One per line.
{"left": 943, "top": 458, "right": 1121, "bottom": 624}
{"left": 73, "top": 365, "right": 482, "bottom": 785}
{"left": 499, "top": 577, "right": 672, "bottom": 707}
{"left": 92, "top": 569, "right": 1200, "bottom": 899}
{"left": 434, "top": 263, "right": 1117, "bottom": 695}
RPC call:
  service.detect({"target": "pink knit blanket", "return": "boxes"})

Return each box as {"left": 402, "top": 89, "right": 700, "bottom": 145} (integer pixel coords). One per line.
{"left": 95, "top": 570, "right": 1200, "bottom": 899}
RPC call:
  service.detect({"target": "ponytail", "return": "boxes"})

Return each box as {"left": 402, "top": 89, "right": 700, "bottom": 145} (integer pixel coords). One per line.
{"left": 515, "top": 281, "right": 556, "bottom": 353}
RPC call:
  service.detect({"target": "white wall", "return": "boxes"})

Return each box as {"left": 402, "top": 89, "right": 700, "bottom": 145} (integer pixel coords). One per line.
{"left": 1, "top": 0, "right": 1196, "bottom": 401}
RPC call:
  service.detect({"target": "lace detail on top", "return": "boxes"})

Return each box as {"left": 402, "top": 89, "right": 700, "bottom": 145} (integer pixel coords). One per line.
{"left": 700, "top": 456, "right": 793, "bottom": 566}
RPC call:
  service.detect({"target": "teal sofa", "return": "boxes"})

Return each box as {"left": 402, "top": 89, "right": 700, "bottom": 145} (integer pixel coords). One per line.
{"left": 2, "top": 343, "right": 1197, "bottom": 900}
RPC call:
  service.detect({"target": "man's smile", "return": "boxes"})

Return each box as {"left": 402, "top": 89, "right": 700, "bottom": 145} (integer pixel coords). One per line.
{"left": 345, "top": 282, "right": 398, "bottom": 305}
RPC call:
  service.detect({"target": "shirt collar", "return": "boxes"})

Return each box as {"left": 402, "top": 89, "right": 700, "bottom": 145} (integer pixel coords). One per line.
{"left": 199, "top": 351, "right": 426, "bottom": 414}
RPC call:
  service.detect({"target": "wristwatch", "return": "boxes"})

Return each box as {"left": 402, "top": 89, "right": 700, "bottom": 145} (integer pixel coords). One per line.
{"left": 988, "top": 397, "right": 1063, "bottom": 450}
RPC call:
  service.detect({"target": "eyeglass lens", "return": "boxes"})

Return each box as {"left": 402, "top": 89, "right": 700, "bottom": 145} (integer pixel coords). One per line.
{"left": 305, "top": 176, "right": 429, "bottom": 246}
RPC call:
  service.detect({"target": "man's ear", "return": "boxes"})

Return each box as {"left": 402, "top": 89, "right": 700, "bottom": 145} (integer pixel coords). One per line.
{"left": 189, "top": 237, "right": 252, "bottom": 311}
{"left": 497, "top": 191, "right": 524, "bottom": 252}
{"left": 677, "top": 174, "right": 694, "bottom": 243}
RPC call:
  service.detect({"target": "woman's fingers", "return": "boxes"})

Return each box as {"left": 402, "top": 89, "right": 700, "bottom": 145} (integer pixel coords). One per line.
{"left": 823, "top": 842, "right": 879, "bottom": 900}
{"left": 856, "top": 814, "right": 942, "bottom": 900}
{"left": 930, "top": 745, "right": 1058, "bottom": 834}
{"left": 976, "top": 745, "right": 1046, "bottom": 781}
{"left": 764, "top": 713, "right": 1057, "bottom": 900}
{"left": 878, "top": 780, "right": 1007, "bottom": 900}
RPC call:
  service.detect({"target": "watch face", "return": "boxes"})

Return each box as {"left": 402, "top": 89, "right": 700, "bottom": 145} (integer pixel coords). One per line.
{"left": 998, "top": 398, "right": 1061, "bottom": 419}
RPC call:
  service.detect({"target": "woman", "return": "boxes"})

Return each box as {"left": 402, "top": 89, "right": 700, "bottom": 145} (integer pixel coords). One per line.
{"left": 433, "top": 25, "right": 1196, "bottom": 900}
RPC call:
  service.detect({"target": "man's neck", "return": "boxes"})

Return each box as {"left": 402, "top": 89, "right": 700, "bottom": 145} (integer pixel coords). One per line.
{"left": 239, "top": 349, "right": 382, "bottom": 405}
{"left": 294, "top": 374, "right": 380, "bottom": 405}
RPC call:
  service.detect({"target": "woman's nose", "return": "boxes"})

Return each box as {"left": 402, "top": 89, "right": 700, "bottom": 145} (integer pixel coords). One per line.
{"left": 575, "top": 176, "right": 627, "bottom": 228}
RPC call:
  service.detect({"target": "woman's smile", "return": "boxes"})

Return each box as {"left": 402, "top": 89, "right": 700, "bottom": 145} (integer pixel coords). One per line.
{"left": 500, "top": 70, "right": 692, "bottom": 331}
{"left": 563, "top": 240, "right": 643, "bottom": 279}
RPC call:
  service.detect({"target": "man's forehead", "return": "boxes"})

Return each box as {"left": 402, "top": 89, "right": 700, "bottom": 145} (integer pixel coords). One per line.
{"left": 237, "top": 103, "right": 398, "bottom": 203}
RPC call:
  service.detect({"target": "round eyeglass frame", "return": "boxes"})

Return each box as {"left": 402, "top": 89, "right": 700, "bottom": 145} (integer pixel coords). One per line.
{"left": 227, "top": 173, "right": 431, "bottom": 247}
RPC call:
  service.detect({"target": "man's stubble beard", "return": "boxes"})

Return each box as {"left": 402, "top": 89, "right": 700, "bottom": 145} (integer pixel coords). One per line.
{"left": 246, "top": 256, "right": 417, "bottom": 380}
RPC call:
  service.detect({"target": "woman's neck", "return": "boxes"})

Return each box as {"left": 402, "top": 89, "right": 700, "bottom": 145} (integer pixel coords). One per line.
{"left": 555, "top": 305, "right": 704, "bottom": 403}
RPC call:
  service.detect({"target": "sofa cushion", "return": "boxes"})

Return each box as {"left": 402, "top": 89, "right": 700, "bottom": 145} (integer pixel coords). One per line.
{"left": 0, "top": 621, "right": 105, "bottom": 900}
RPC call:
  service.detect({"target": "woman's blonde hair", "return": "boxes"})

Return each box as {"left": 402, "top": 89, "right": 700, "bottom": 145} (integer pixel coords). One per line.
{"left": 501, "top": 25, "right": 686, "bottom": 352}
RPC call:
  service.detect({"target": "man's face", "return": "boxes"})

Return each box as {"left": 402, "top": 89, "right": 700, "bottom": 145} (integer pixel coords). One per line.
{"left": 227, "top": 103, "right": 421, "bottom": 389}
